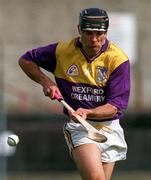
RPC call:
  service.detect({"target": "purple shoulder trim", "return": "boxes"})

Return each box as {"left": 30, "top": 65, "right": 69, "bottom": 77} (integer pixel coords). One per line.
{"left": 20, "top": 43, "right": 58, "bottom": 72}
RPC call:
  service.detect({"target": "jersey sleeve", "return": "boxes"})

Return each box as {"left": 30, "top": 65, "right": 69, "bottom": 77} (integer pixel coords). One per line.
{"left": 21, "top": 43, "right": 58, "bottom": 73}
{"left": 105, "top": 60, "right": 130, "bottom": 110}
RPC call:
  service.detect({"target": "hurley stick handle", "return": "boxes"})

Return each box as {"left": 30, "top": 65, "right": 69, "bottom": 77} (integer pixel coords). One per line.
{"left": 53, "top": 94, "right": 112, "bottom": 133}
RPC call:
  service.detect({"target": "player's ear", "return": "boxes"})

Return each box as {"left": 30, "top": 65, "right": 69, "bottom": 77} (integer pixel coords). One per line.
{"left": 77, "top": 25, "right": 82, "bottom": 34}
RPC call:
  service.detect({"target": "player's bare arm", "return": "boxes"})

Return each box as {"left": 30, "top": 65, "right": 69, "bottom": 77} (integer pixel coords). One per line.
{"left": 74, "top": 103, "right": 117, "bottom": 120}
{"left": 18, "top": 58, "right": 61, "bottom": 99}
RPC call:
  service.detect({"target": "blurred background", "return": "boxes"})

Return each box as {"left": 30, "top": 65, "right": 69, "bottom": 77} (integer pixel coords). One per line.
{"left": 0, "top": 0, "right": 151, "bottom": 179}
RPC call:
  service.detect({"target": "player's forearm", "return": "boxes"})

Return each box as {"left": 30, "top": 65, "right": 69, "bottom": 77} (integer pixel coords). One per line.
{"left": 87, "top": 103, "right": 117, "bottom": 120}
{"left": 18, "top": 58, "right": 53, "bottom": 86}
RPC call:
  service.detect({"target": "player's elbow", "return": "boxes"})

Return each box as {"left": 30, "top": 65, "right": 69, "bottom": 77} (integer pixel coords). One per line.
{"left": 107, "top": 104, "right": 118, "bottom": 118}
{"left": 18, "top": 58, "right": 32, "bottom": 71}
{"left": 18, "top": 58, "right": 26, "bottom": 67}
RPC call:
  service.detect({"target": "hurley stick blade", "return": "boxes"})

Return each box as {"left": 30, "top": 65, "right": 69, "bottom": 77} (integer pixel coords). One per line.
{"left": 88, "top": 131, "right": 107, "bottom": 143}
{"left": 54, "top": 94, "right": 108, "bottom": 143}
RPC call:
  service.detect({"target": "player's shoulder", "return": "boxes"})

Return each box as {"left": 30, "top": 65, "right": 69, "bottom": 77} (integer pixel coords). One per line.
{"left": 102, "top": 41, "right": 129, "bottom": 72}
{"left": 105, "top": 41, "right": 128, "bottom": 66}
{"left": 57, "top": 37, "right": 77, "bottom": 51}
{"left": 107, "top": 41, "right": 128, "bottom": 60}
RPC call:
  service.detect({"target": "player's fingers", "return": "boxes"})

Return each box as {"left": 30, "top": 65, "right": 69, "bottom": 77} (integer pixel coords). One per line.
{"left": 43, "top": 87, "right": 56, "bottom": 100}
{"left": 43, "top": 87, "right": 51, "bottom": 96}
{"left": 67, "top": 110, "right": 78, "bottom": 123}
{"left": 74, "top": 110, "right": 87, "bottom": 120}
{"left": 43, "top": 85, "right": 61, "bottom": 99}
{"left": 52, "top": 91, "right": 62, "bottom": 100}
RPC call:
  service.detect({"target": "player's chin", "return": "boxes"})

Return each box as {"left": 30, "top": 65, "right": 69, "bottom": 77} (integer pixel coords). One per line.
{"left": 90, "top": 47, "right": 100, "bottom": 54}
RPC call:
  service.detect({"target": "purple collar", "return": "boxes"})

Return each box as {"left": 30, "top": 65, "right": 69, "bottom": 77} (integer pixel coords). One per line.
{"left": 75, "top": 37, "right": 109, "bottom": 62}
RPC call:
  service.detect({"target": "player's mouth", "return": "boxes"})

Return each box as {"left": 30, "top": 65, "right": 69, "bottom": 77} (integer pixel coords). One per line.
{"left": 88, "top": 44, "right": 99, "bottom": 48}
{"left": 89, "top": 45, "right": 100, "bottom": 51}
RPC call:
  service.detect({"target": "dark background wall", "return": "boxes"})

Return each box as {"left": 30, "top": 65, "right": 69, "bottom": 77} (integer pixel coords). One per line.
{"left": 7, "top": 113, "right": 151, "bottom": 172}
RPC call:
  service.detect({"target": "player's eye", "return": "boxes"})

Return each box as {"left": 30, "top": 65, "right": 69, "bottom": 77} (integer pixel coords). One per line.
{"left": 97, "top": 32, "right": 105, "bottom": 36}
{"left": 84, "top": 31, "right": 93, "bottom": 35}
